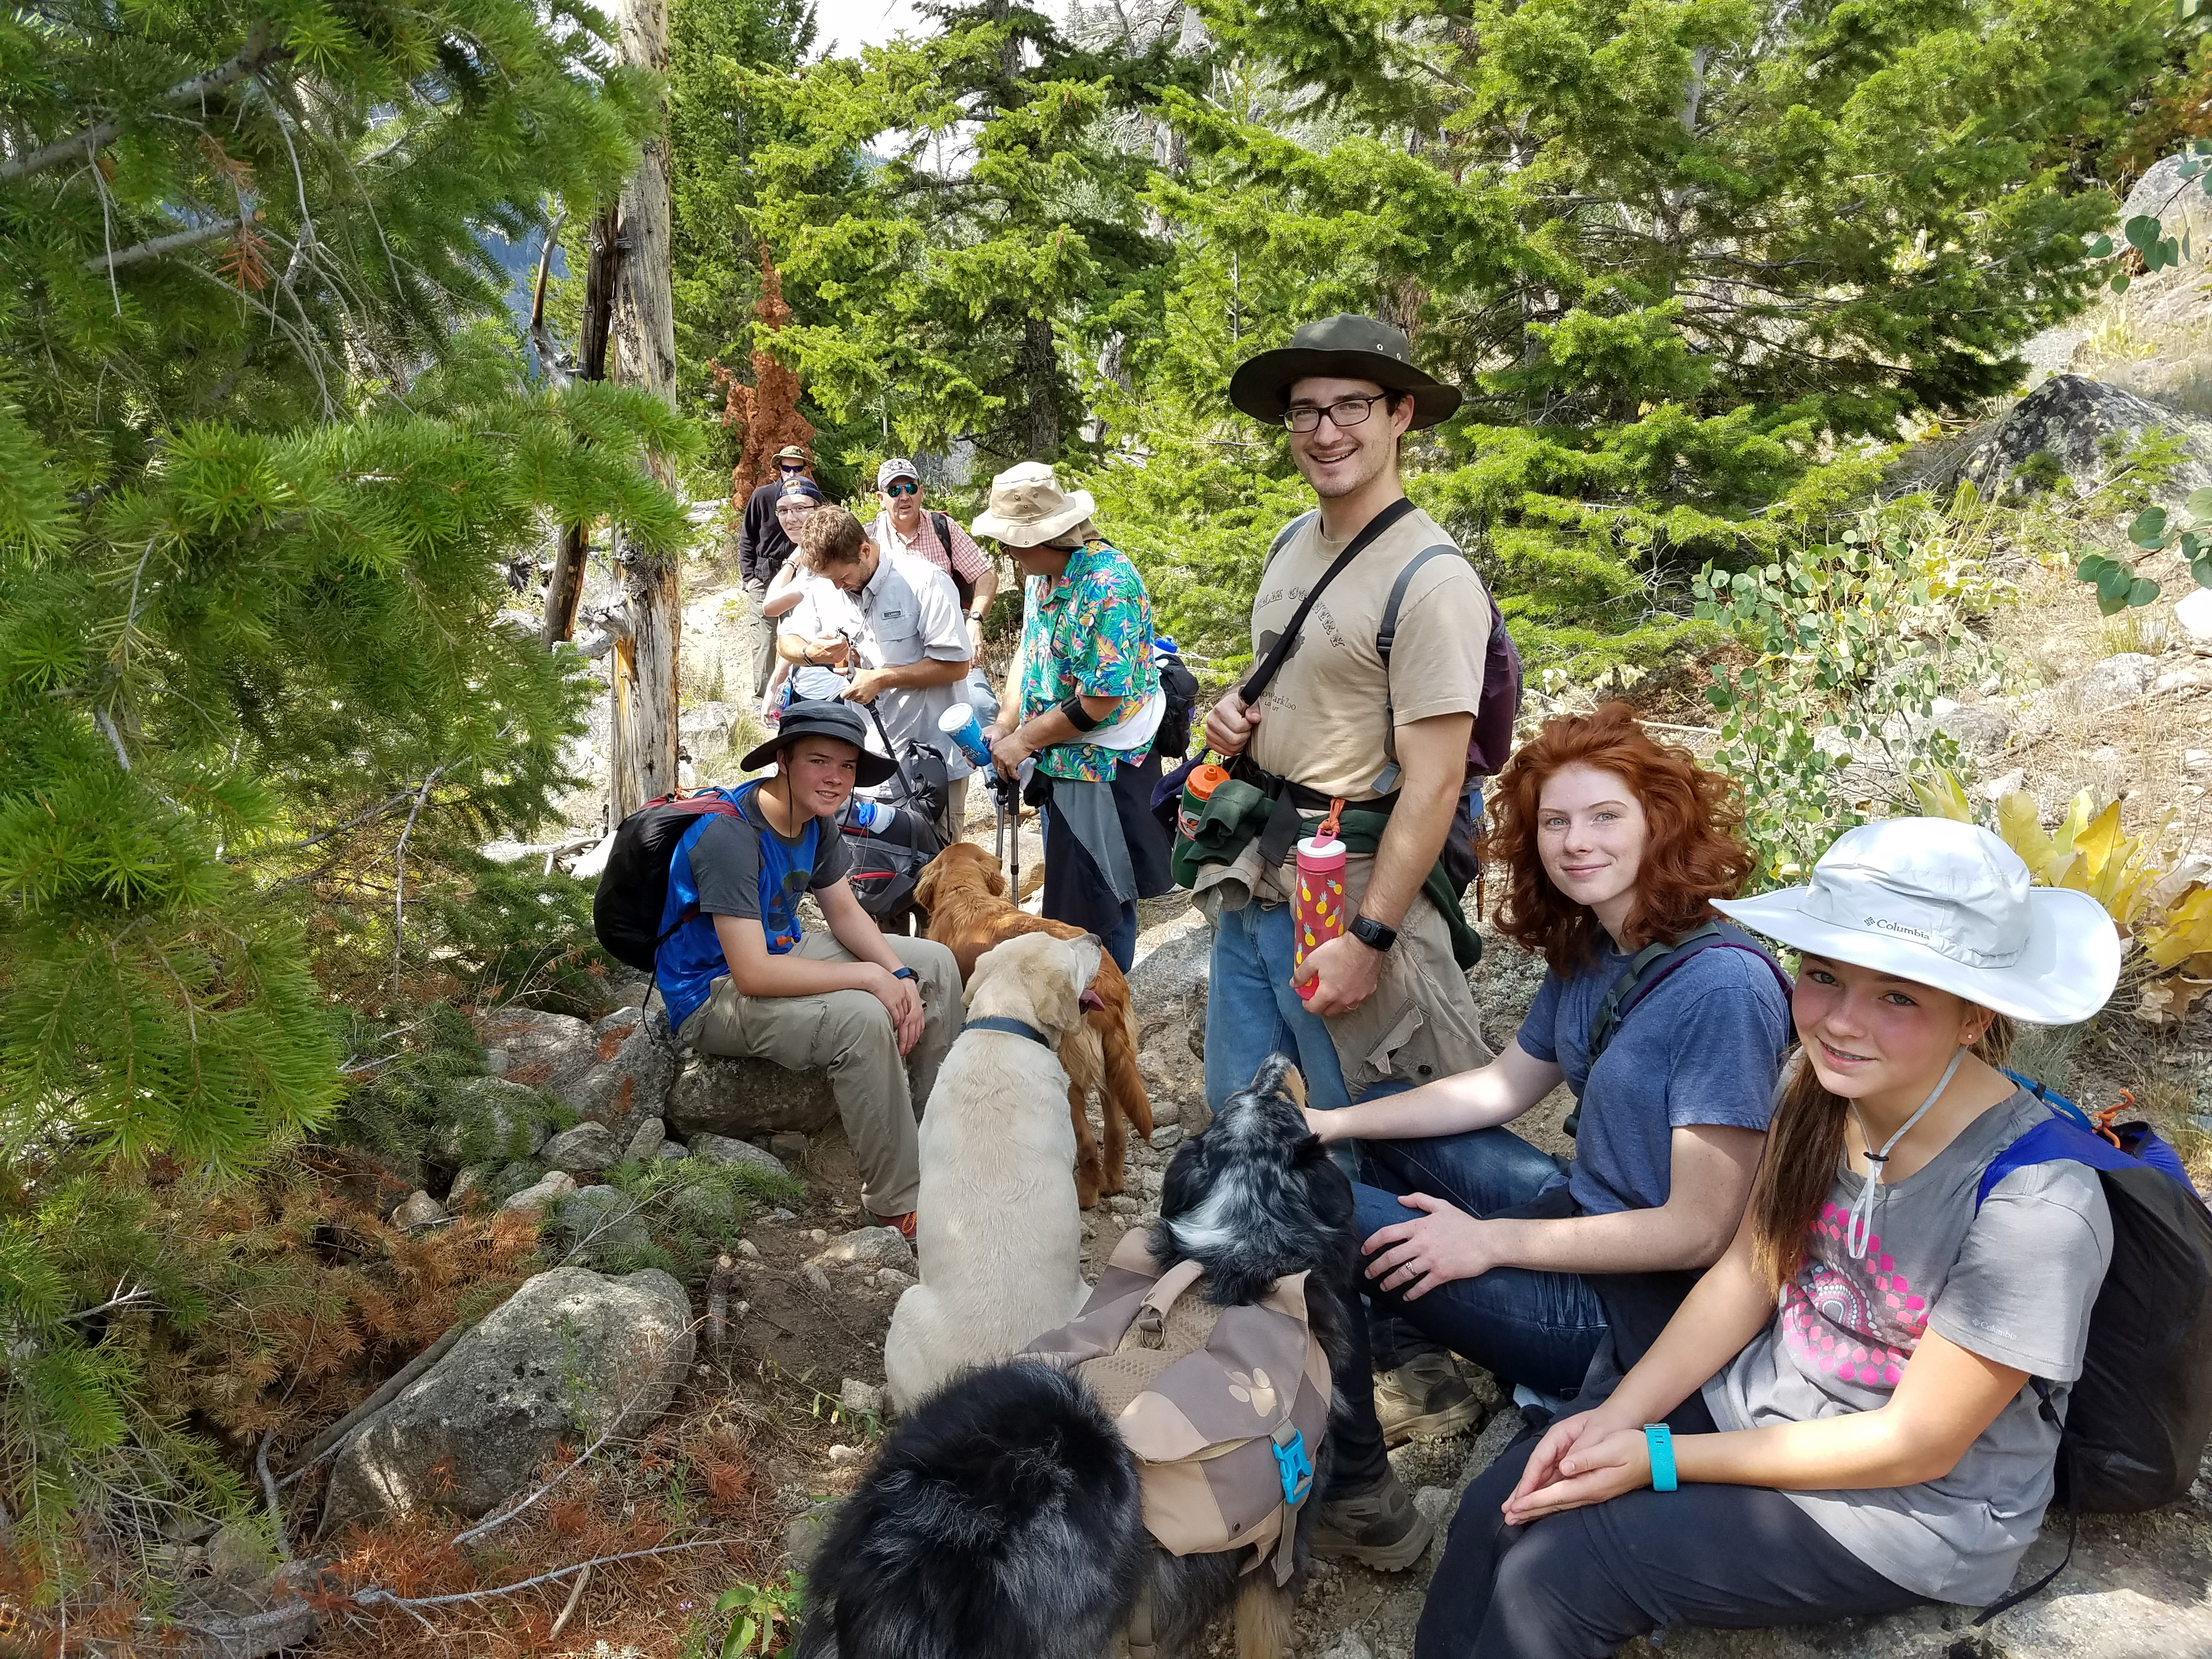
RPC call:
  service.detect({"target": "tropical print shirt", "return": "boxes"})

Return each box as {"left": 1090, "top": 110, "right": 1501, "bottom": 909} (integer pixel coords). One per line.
{"left": 1016, "top": 538, "right": 1156, "bottom": 783}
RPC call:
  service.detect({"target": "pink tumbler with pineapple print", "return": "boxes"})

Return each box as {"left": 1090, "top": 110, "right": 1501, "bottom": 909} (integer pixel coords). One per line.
{"left": 1294, "top": 831, "right": 1347, "bottom": 1000}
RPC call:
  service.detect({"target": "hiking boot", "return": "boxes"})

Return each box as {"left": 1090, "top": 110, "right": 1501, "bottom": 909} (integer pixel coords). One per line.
{"left": 873, "top": 1209, "right": 920, "bottom": 1257}
{"left": 1374, "top": 1351, "right": 1481, "bottom": 1446}
{"left": 1308, "top": 1467, "right": 1433, "bottom": 1571}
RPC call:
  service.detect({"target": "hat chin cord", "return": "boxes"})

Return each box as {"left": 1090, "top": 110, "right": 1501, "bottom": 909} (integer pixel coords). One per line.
{"left": 1844, "top": 1047, "right": 1965, "bottom": 1260}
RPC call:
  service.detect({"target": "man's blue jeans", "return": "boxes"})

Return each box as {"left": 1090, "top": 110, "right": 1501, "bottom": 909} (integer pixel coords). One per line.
{"left": 1353, "top": 1131, "right": 1608, "bottom": 1400}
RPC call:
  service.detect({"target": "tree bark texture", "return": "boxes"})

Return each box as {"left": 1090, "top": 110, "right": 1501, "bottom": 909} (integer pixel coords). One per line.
{"left": 605, "top": 0, "right": 682, "bottom": 820}
{"left": 1022, "top": 312, "right": 1059, "bottom": 460}
{"left": 540, "top": 208, "right": 622, "bottom": 648}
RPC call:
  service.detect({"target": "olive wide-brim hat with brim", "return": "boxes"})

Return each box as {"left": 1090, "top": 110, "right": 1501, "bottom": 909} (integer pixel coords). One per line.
{"left": 1713, "top": 817, "right": 2120, "bottom": 1028}
{"left": 970, "top": 460, "right": 1097, "bottom": 548}
{"left": 1228, "top": 314, "right": 1464, "bottom": 431}
{"left": 738, "top": 699, "right": 896, "bottom": 788}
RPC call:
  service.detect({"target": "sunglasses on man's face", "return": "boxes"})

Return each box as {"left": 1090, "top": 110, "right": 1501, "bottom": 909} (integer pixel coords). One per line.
{"left": 884, "top": 480, "right": 919, "bottom": 497}
{"left": 778, "top": 461, "right": 806, "bottom": 473}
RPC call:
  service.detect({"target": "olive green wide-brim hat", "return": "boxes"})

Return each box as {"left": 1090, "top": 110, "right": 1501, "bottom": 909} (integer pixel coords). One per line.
{"left": 1228, "top": 314, "right": 1463, "bottom": 431}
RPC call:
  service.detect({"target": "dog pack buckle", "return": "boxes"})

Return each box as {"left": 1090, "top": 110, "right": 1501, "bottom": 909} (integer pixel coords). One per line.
{"left": 1271, "top": 1421, "right": 1312, "bottom": 1505}
{"left": 1133, "top": 1306, "right": 1167, "bottom": 1348}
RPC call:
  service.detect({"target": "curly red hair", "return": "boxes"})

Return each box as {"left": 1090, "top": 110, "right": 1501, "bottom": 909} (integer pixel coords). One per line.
{"left": 1483, "top": 702, "right": 1753, "bottom": 974}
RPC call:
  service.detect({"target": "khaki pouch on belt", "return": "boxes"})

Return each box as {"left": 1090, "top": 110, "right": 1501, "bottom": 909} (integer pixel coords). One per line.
{"left": 1022, "top": 1227, "right": 1332, "bottom": 1585}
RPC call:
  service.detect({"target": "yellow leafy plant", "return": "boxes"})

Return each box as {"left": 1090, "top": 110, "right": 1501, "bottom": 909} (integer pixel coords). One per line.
{"left": 1912, "top": 767, "right": 2208, "bottom": 1023}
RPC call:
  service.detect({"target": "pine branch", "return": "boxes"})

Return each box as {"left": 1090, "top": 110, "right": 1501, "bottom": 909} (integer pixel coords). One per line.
{"left": 349, "top": 1539, "right": 742, "bottom": 1610}
{"left": 80, "top": 215, "right": 243, "bottom": 275}
{"left": 0, "top": 23, "right": 287, "bottom": 184}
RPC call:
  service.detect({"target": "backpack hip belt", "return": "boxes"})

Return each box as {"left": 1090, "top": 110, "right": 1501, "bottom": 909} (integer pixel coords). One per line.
{"left": 1022, "top": 1228, "right": 1331, "bottom": 1585}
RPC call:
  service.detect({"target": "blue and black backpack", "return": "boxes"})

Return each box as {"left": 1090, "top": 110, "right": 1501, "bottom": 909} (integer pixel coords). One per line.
{"left": 1976, "top": 1073, "right": 2212, "bottom": 1621}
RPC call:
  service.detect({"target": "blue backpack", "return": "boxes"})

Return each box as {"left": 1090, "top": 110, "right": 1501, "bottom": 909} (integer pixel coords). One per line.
{"left": 1973, "top": 1074, "right": 2212, "bottom": 1622}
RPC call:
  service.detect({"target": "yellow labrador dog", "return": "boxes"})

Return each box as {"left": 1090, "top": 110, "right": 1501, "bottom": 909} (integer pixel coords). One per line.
{"left": 885, "top": 930, "right": 1102, "bottom": 1415}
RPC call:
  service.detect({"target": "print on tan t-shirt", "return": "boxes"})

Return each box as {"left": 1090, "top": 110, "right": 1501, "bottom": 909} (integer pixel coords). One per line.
{"left": 1244, "top": 505, "right": 1491, "bottom": 802}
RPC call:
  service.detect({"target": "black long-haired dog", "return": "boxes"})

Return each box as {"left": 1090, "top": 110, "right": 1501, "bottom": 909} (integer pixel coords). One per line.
{"left": 795, "top": 1053, "right": 1357, "bottom": 1659}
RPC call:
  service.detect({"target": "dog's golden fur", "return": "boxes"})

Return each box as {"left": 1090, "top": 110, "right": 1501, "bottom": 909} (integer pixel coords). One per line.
{"left": 915, "top": 841, "right": 1153, "bottom": 1208}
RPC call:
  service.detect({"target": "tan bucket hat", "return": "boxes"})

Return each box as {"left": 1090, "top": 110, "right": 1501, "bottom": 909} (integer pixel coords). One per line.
{"left": 970, "top": 461, "right": 1097, "bottom": 548}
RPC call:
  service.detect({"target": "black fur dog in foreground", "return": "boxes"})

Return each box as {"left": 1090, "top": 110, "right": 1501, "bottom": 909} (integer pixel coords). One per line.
{"left": 795, "top": 1053, "right": 1358, "bottom": 1659}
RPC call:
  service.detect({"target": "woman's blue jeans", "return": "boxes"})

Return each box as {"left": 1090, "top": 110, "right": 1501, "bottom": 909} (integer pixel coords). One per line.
{"left": 1353, "top": 1131, "right": 1609, "bottom": 1400}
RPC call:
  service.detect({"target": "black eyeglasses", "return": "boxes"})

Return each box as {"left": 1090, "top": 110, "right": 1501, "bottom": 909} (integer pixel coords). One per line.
{"left": 1282, "top": 396, "right": 1386, "bottom": 433}
{"left": 884, "top": 480, "right": 919, "bottom": 497}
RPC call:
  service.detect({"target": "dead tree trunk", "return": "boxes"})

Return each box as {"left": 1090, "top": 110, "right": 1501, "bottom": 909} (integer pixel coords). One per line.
{"left": 540, "top": 209, "right": 621, "bottom": 648}
{"left": 605, "top": 0, "right": 681, "bottom": 820}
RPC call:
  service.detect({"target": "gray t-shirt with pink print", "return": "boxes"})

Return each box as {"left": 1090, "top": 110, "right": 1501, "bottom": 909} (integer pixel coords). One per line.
{"left": 1703, "top": 1087, "right": 2112, "bottom": 1604}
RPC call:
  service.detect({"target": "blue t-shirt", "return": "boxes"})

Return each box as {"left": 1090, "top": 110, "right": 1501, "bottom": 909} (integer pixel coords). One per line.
{"left": 1516, "top": 938, "right": 1791, "bottom": 1216}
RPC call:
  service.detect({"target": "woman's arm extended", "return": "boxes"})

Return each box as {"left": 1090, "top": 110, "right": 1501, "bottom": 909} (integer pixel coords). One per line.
{"left": 1308, "top": 1039, "right": 1564, "bottom": 1144}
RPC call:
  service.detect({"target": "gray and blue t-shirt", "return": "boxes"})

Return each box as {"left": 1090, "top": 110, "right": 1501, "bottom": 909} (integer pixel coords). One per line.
{"left": 1516, "top": 938, "right": 1792, "bottom": 1214}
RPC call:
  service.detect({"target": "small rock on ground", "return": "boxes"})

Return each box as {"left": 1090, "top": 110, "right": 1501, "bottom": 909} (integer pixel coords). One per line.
{"left": 622, "top": 1115, "right": 666, "bottom": 1163}
{"left": 811, "top": 1226, "right": 911, "bottom": 1272}
{"left": 689, "top": 1131, "right": 789, "bottom": 1175}
{"left": 390, "top": 1190, "right": 448, "bottom": 1229}
{"left": 768, "top": 1131, "right": 810, "bottom": 1160}
{"left": 540, "top": 1120, "right": 623, "bottom": 1174}
{"left": 840, "top": 1378, "right": 885, "bottom": 1415}
{"left": 501, "top": 1169, "right": 577, "bottom": 1212}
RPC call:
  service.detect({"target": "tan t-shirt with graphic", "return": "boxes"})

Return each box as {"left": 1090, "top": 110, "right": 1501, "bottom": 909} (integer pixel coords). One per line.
{"left": 1244, "top": 504, "right": 1491, "bottom": 802}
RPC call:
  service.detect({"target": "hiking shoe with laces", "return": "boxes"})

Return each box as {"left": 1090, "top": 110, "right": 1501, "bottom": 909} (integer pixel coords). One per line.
{"left": 1374, "top": 1350, "right": 1481, "bottom": 1446}
{"left": 1308, "top": 1466, "right": 1433, "bottom": 1571}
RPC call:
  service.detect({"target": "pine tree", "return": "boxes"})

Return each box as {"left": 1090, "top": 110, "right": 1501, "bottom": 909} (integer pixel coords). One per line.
{"left": 1096, "top": 0, "right": 2171, "bottom": 670}
{"left": 718, "top": 247, "right": 820, "bottom": 501}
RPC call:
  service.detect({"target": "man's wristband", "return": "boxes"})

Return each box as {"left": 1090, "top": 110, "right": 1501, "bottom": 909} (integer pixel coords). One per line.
{"left": 1347, "top": 915, "right": 1398, "bottom": 953}
{"left": 1643, "top": 1423, "right": 1677, "bottom": 1492}
{"left": 890, "top": 967, "right": 917, "bottom": 983}
{"left": 1059, "top": 697, "right": 1102, "bottom": 733}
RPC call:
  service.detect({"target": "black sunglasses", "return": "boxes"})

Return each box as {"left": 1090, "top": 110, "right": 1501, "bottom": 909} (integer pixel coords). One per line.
{"left": 884, "top": 479, "right": 919, "bottom": 496}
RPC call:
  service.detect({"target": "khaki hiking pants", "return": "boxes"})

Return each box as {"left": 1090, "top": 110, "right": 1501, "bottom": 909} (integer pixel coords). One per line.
{"left": 678, "top": 932, "right": 961, "bottom": 1217}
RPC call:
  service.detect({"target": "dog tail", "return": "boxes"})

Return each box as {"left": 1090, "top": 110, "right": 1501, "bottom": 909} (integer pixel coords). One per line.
{"left": 1098, "top": 963, "right": 1153, "bottom": 1138}
{"left": 1233, "top": 1573, "right": 1294, "bottom": 1659}
{"left": 796, "top": 1362, "right": 1150, "bottom": 1659}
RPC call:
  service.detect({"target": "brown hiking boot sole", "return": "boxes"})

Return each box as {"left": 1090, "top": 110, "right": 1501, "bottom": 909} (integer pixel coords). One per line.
{"left": 1309, "top": 1506, "right": 1435, "bottom": 1572}
{"left": 1380, "top": 1392, "right": 1483, "bottom": 1447}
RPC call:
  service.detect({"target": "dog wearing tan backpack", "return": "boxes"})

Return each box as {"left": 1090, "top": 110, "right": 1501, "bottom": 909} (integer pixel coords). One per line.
{"left": 797, "top": 1054, "right": 1356, "bottom": 1659}
{"left": 914, "top": 840, "right": 1153, "bottom": 1207}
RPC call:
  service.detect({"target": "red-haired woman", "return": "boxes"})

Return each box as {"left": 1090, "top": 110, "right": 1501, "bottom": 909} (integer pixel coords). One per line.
{"left": 1309, "top": 703, "right": 1792, "bottom": 1430}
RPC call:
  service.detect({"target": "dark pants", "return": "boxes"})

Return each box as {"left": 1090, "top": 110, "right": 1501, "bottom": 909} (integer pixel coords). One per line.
{"left": 1417, "top": 1425, "right": 1924, "bottom": 1659}
{"left": 1039, "top": 752, "right": 1172, "bottom": 972}
{"left": 1354, "top": 1130, "right": 1609, "bottom": 1399}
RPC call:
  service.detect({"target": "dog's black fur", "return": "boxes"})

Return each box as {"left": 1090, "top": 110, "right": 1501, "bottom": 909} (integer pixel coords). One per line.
{"left": 795, "top": 1053, "right": 1360, "bottom": 1659}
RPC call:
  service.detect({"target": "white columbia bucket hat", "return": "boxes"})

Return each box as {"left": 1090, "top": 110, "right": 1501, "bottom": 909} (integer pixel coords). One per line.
{"left": 1713, "top": 817, "right": 2120, "bottom": 1026}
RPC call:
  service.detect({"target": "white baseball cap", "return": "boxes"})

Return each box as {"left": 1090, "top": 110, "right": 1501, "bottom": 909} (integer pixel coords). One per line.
{"left": 877, "top": 457, "right": 921, "bottom": 489}
{"left": 1713, "top": 817, "right": 2120, "bottom": 1025}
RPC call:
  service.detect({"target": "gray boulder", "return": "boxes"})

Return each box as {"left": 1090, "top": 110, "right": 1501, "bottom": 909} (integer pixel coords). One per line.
{"left": 1950, "top": 374, "right": 2212, "bottom": 507}
{"left": 390, "top": 1190, "right": 449, "bottom": 1230}
{"left": 500, "top": 1169, "right": 576, "bottom": 1213}
{"left": 1934, "top": 700, "right": 2014, "bottom": 758}
{"left": 551, "top": 1184, "right": 652, "bottom": 1262}
{"left": 2073, "top": 653, "right": 2160, "bottom": 713}
{"left": 559, "top": 1005, "right": 681, "bottom": 1141}
{"left": 475, "top": 1007, "right": 601, "bottom": 1097}
{"left": 623, "top": 1115, "right": 667, "bottom": 1163}
{"left": 433, "top": 1077, "right": 554, "bottom": 1164}
{"left": 322, "top": 1266, "right": 693, "bottom": 1528}
{"left": 689, "top": 1132, "right": 789, "bottom": 1175}
{"left": 811, "top": 1226, "right": 911, "bottom": 1273}
{"left": 540, "top": 1120, "right": 624, "bottom": 1175}
{"left": 666, "top": 1051, "right": 838, "bottom": 1138}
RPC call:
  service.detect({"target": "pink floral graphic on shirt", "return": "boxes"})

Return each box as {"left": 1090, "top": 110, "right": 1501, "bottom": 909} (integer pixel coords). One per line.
{"left": 1780, "top": 1200, "right": 1929, "bottom": 1389}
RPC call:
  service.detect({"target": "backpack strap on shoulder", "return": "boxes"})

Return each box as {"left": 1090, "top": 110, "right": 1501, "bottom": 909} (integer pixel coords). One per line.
{"left": 1369, "top": 545, "right": 1464, "bottom": 793}
{"left": 1974, "top": 1114, "right": 2144, "bottom": 1211}
{"left": 1263, "top": 510, "right": 1318, "bottom": 569}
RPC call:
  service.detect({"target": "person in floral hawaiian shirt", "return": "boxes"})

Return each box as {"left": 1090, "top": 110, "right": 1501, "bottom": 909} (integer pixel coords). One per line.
{"left": 974, "top": 461, "right": 1172, "bottom": 968}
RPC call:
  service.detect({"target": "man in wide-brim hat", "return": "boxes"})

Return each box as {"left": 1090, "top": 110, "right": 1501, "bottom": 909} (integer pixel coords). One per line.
{"left": 972, "top": 461, "right": 1172, "bottom": 970}
{"left": 1198, "top": 314, "right": 1509, "bottom": 1560}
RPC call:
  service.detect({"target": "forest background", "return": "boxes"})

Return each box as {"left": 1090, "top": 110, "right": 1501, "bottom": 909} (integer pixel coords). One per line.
{"left": 5, "top": 0, "right": 2212, "bottom": 1646}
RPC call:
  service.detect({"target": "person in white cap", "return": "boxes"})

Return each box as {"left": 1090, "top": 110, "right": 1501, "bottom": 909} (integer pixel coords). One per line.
{"left": 1417, "top": 816, "right": 2124, "bottom": 1659}
{"left": 872, "top": 458, "right": 998, "bottom": 658}
{"left": 973, "top": 461, "right": 1172, "bottom": 969}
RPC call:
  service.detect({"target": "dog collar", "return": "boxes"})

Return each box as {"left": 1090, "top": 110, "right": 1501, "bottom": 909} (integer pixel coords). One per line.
{"left": 963, "top": 1016, "right": 1053, "bottom": 1048}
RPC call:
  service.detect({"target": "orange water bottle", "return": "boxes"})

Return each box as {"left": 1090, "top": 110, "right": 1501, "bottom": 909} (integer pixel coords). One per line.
{"left": 1176, "top": 761, "right": 1231, "bottom": 842}
{"left": 1294, "top": 814, "right": 1347, "bottom": 1001}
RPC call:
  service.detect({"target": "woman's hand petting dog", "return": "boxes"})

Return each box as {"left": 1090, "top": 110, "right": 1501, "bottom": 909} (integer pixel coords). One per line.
{"left": 1360, "top": 1194, "right": 1504, "bottom": 1298}
{"left": 1499, "top": 1409, "right": 1655, "bottom": 1524}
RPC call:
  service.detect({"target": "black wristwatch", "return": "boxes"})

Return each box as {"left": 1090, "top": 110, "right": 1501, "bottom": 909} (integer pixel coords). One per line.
{"left": 891, "top": 966, "right": 917, "bottom": 982}
{"left": 1347, "top": 915, "right": 1398, "bottom": 953}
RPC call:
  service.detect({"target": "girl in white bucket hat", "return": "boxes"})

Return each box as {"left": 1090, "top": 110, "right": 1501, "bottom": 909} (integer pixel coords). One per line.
{"left": 1417, "top": 817, "right": 2123, "bottom": 1659}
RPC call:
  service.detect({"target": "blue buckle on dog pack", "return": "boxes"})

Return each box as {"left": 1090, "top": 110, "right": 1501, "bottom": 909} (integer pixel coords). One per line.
{"left": 1271, "top": 1424, "right": 1312, "bottom": 1505}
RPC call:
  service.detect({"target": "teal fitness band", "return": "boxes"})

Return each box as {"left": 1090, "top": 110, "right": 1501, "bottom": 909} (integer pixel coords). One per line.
{"left": 1644, "top": 1423, "right": 1678, "bottom": 1492}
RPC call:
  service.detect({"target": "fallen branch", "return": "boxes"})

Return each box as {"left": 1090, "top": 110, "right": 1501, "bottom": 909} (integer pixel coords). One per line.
{"left": 350, "top": 1538, "right": 740, "bottom": 1611}
{"left": 705, "top": 1254, "right": 738, "bottom": 1361}
{"left": 546, "top": 1562, "right": 592, "bottom": 1640}
{"left": 1, "top": 24, "right": 285, "bottom": 183}
{"left": 278, "top": 1318, "right": 472, "bottom": 1487}
{"left": 255, "top": 1432, "right": 292, "bottom": 1561}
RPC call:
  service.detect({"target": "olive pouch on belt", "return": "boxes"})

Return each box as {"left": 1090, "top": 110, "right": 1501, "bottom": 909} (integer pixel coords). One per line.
{"left": 1170, "top": 777, "right": 1270, "bottom": 890}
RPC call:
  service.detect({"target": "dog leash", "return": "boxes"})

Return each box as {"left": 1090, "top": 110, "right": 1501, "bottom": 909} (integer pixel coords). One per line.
{"left": 963, "top": 1015, "right": 1054, "bottom": 1048}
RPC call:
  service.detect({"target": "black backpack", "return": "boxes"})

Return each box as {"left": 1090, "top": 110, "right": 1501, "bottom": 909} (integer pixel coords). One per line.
{"left": 1973, "top": 1086, "right": 2212, "bottom": 1622}
{"left": 591, "top": 788, "right": 743, "bottom": 972}
{"left": 1154, "top": 639, "right": 1201, "bottom": 767}
{"left": 837, "top": 797, "right": 944, "bottom": 929}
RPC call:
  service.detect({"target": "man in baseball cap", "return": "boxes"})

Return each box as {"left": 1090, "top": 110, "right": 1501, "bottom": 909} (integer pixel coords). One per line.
{"left": 737, "top": 443, "right": 817, "bottom": 699}
{"left": 873, "top": 457, "right": 998, "bottom": 659}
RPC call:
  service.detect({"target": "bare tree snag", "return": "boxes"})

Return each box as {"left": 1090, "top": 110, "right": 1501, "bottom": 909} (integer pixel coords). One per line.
{"left": 541, "top": 209, "right": 621, "bottom": 648}
{"left": 605, "top": 0, "right": 681, "bottom": 820}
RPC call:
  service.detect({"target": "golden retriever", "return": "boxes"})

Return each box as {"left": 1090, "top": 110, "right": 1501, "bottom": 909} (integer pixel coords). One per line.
{"left": 885, "top": 931, "right": 1100, "bottom": 1415}
{"left": 914, "top": 841, "right": 1153, "bottom": 1208}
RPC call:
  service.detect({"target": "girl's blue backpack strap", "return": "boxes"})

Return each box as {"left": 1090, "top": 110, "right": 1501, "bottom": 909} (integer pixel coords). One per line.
{"left": 1975, "top": 1116, "right": 2145, "bottom": 1212}
{"left": 2001, "top": 1068, "right": 2095, "bottom": 1132}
